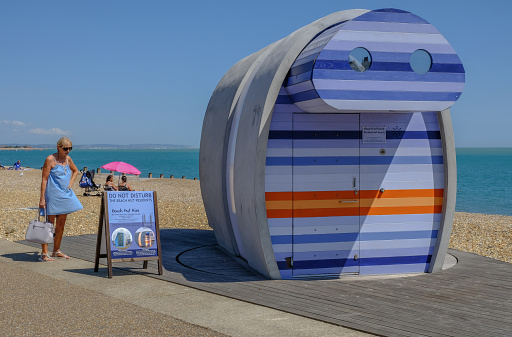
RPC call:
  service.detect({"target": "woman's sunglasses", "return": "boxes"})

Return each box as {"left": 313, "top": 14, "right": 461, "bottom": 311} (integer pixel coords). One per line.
{"left": 61, "top": 147, "right": 73, "bottom": 151}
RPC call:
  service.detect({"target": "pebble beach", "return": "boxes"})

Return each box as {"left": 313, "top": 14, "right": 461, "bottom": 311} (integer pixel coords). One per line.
{"left": 1, "top": 169, "right": 511, "bottom": 264}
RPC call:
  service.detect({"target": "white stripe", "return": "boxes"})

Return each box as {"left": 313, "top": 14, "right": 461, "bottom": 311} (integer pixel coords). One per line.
{"left": 292, "top": 121, "right": 358, "bottom": 131}
{"left": 269, "top": 121, "right": 293, "bottom": 131}
{"left": 292, "top": 147, "right": 359, "bottom": 156}
{"left": 361, "top": 172, "right": 445, "bottom": 183}
{"left": 265, "top": 166, "right": 292, "bottom": 175}
{"left": 360, "top": 238, "right": 436, "bottom": 249}
{"left": 267, "top": 218, "right": 292, "bottom": 227}
{"left": 294, "top": 224, "right": 360, "bottom": 235}
{"left": 293, "top": 182, "right": 354, "bottom": 191}
{"left": 360, "top": 222, "right": 440, "bottom": 233}
{"left": 272, "top": 104, "right": 304, "bottom": 113}
{"left": 266, "top": 147, "right": 292, "bottom": 156}
{"left": 323, "top": 99, "right": 457, "bottom": 112}
{"left": 293, "top": 113, "right": 358, "bottom": 122}
{"left": 293, "top": 266, "right": 360, "bottom": 275}
{"left": 359, "top": 147, "right": 443, "bottom": 156}
{"left": 360, "top": 264, "right": 427, "bottom": 275}
{"left": 269, "top": 227, "right": 292, "bottom": 235}
{"left": 294, "top": 216, "right": 360, "bottom": 226}
{"left": 293, "top": 241, "right": 360, "bottom": 252}
{"left": 284, "top": 81, "right": 315, "bottom": 95}
{"left": 324, "top": 39, "right": 456, "bottom": 54}
{"left": 360, "top": 180, "right": 444, "bottom": 190}
{"left": 313, "top": 79, "right": 465, "bottom": 93}
{"left": 360, "top": 164, "right": 444, "bottom": 174}
{"left": 293, "top": 173, "right": 357, "bottom": 184}
{"left": 292, "top": 165, "right": 359, "bottom": 174}
{"left": 272, "top": 244, "right": 293, "bottom": 253}
{"left": 265, "top": 182, "right": 293, "bottom": 192}
{"left": 361, "top": 213, "right": 442, "bottom": 224}
{"left": 266, "top": 175, "right": 292, "bottom": 184}
{"left": 332, "top": 30, "right": 449, "bottom": 45}
{"left": 293, "top": 249, "right": 359, "bottom": 260}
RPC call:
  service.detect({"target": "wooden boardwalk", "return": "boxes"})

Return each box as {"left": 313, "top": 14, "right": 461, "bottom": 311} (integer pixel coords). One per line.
{"left": 20, "top": 229, "right": 512, "bottom": 336}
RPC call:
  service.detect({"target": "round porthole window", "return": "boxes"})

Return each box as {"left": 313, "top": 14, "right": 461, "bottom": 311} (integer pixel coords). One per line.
{"left": 348, "top": 47, "right": 372, "bottom": 72}
{"left": 410, "top": 49, "right": 432, "bottom": 74}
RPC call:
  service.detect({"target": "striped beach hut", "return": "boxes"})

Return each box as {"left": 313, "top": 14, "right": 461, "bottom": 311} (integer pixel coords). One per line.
{"left": 200, "top": 8, "right": 464, "bottom": 279}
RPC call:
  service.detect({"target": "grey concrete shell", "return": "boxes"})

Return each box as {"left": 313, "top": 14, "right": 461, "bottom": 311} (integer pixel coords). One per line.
{"left": 200, "top": 10, "right": 370, "bottom": 278}
{"left": 200, "top": 9, "right": 460, "bottom": 279}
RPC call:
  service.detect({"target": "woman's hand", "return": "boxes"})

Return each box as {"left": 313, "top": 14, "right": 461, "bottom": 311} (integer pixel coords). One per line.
{"left": 39, "top": 198, "right": 46, "bottom": 209}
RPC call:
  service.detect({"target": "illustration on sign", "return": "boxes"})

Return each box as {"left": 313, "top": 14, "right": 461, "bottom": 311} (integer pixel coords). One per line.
{"left": 106, "top": 191, "right": 158, "bottom": 259}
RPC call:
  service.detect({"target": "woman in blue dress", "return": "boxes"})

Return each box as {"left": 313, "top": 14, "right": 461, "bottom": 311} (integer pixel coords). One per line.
{"left": 38, "top": 137, "right": 83, "bottom": 261}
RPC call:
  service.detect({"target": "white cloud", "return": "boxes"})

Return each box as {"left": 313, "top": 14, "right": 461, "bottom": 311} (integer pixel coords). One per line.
{"left": 29, "top": 128, "right": 71, "bottom": 136}
{"left": 1, "top": 120, "right": 27, "bottom": 127}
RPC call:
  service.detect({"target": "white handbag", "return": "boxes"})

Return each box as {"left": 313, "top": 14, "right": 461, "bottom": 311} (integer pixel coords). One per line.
{"left": 25, "top": 208, "right": 54, "bottom": 244}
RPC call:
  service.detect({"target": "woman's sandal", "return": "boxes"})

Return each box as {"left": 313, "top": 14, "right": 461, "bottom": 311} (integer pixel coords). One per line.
{"left": 39, "top": 253, "right": 54, "bottom": 262}
{"left": 52, "top": 250, "right": 70, "bottom": 259}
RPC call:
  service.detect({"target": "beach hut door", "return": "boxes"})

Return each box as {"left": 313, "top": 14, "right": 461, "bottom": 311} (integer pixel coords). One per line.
{"left": 292, "top": 113, "right": 361, "bottom": 277}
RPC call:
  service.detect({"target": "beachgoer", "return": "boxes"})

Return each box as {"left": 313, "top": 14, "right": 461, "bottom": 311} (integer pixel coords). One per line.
{"left": 13, "top": 160, "right": 21, "bottom": 170}
{"left": 105, "top": 175, "right": 118, "bottom": 191}
{"left": 118, "top": 175, "right": 134, "bottom": 191}
{"left": 38, "top": 137, "right": 83, "bottom": 261}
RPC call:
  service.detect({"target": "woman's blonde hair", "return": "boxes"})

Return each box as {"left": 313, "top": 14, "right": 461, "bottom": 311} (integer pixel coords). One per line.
{"left": 57, "top": 137, "right": 72, "bottom": 148}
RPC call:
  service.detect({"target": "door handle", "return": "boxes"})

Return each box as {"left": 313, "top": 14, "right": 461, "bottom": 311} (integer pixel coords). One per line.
{"left": 339, "top": 200, "right": 358, "bottom": 203}
{"left": 353, "top": 177, "right": 358, "bottom": 195}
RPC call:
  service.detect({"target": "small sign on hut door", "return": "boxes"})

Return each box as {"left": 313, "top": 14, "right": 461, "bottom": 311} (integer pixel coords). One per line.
{"left": 362, "top": 126, "right": 386, "bottom": 143}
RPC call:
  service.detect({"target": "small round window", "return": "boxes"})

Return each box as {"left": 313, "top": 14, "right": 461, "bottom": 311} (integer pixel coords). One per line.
{"left": 348, "top": 47, "right": 372, "bottom": 72}
{"left": 410, "top": 49, "right": 432, "bottom": 74}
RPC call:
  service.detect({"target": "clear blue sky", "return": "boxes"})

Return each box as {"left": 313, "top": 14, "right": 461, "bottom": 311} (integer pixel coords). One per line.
{"left": 1, "top": 1, "right": 510, "bottom": 148}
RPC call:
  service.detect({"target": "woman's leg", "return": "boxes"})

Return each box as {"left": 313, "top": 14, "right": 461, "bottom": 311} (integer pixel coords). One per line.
{"left": 40, "top": 215, "right": 56, "bottom": 260}
{"left": 52, "top": 214, "right": 67, "bottom": 254}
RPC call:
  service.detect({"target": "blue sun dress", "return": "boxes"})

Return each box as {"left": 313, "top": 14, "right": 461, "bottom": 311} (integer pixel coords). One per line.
{"left": 45, "top": 160, "right": 83, "bottom": 215}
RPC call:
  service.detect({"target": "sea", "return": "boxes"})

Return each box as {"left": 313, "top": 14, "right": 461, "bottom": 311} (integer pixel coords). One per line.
{"left": 1, "top": 148, "right": 511, "bottom": 216}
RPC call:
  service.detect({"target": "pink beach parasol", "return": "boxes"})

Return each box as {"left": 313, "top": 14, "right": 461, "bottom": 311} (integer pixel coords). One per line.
{"left": 101, "top": 161, "right": 141, "bottom": 175}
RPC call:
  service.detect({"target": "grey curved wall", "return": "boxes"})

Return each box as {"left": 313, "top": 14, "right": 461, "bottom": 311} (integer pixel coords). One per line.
{"left": 200, "top": 10, "right": 369, "bottom": 278}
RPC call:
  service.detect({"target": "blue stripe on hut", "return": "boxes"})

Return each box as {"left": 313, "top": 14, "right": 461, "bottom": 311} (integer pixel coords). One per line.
{"left": 200, "top": 8, "right": 464, "bottom": 280}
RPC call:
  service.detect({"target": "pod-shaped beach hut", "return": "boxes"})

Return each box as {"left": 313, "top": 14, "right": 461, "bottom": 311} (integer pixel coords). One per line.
{"left": 200, "top": 8, "right": 464, "bottom": 279}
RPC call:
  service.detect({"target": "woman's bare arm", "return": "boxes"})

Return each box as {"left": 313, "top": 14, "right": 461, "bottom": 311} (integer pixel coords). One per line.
{"left": 39, "top": 156, "right": 54, "bottom": 208}
{"left": 67, "top": 156, "right": 79, "bottom": 189}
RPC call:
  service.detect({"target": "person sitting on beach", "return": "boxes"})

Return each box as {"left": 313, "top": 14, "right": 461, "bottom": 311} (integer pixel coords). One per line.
{"left": 13, "top": 160, "right": 21, "bottom": 170}
{"left": 104, "top": 175, "right": 118, "bottom": 191}
{"left": 118, "top": 175, "right": 134, "bottom": 191}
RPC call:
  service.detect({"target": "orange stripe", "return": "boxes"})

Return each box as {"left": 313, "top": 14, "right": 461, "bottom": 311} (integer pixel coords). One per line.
{"left": 266, "top": 197, "right": 443, "bottom": 210}
{"left": 265, "top": 189, "right": 444, "bottom": 202}
{"left": 360, "top": 197, "right": 444, "bottom": 208}
{"left": 264, "top": 192, "right": 292, "bottom": 201}
{"left": 361, "top": 205, "right": 443, "bottom": 216}
{"left": 265, "top": 200, "right": 293, "bottom": 209}
{"left": 267, "top": 205, "right": 443, "bottom": 218}
{"left": 266, "top": 209, "right": 293, "bottom": 218}
{"left": 359, "top": 189, "right": 444, "bottom": 198}
{"left": 292, "top": 208, "right": 360, "bottom": 217}
{"left": 265, "top": 189, "right": 445, "bottom": 218}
